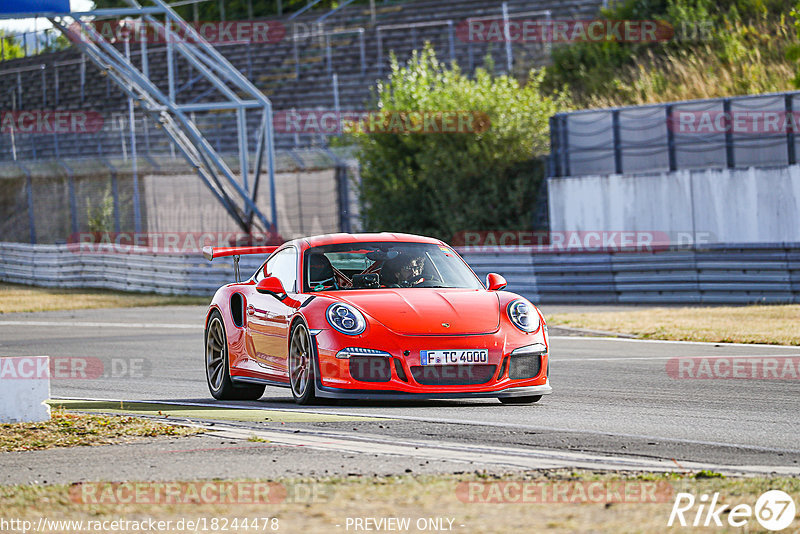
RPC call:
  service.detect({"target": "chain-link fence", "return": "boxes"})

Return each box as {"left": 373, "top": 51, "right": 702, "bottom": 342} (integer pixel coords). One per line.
{"left": 0, "top": 148, "right": 359, "bottom": 245}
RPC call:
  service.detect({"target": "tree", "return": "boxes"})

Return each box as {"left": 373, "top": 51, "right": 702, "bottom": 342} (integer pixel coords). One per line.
{"left": 351, "top": 46, "right": 569, "bottom": 241}
{"left": 790, "top": 2, "right": 800, "bottom": 88}
{"left": 41, "top": 30, "right": 71, "bottom": 53}
{"left": 0, "top": 31, "right": 25, "bottom": 60}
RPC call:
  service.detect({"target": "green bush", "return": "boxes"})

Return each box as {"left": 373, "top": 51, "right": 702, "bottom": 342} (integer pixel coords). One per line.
{"left": 41, "top": 32, "right": 72, "bottom": 54}
{"left": 351, "top": 46, "right": 568, "bottom": 241}
{"left": 0, "top": 31, "right": 24, "bottom": 61}
{"left": 87, "top": 188, "right": 115, "bottom": 233}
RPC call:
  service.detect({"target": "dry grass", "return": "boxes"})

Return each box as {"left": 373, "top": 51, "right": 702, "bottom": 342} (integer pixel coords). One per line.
{"left": 0, "top": 409, "right": 201, "bottom": 452}
{"left": 576, "top": 20, "right": 798, "bottom": 108}
{"left": 548, "top": 305, "right": 800, "bottom": 345}
{"left": 0, "top": 283, "right": 208, "bottom": 314}
{"left": 0, "top": 471, "right": 797, "bottom": 533}
{"left": 587, "top": 54, "right": 795, "bottom": 109}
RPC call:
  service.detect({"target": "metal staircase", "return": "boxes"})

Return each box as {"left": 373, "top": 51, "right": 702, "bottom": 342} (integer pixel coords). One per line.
{"left": 47, "top": 0, "right": 277, "bottom": 234}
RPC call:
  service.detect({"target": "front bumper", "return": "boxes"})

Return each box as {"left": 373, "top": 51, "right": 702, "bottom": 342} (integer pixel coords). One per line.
{"left": 311, "top": 321, "right": 550, "bottom": 397}
{"left": 315, "top": 382, "right": 552, "bottom": 400}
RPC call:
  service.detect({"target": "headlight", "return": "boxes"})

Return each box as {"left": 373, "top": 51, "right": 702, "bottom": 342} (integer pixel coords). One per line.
{"left": 326, "top": 303, "right": 366, "bottom": 335}
{"left": 507, "top": 299, "right": 540, "bottom": 333}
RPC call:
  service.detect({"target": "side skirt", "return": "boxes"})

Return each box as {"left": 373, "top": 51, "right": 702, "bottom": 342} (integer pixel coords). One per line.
{"left": 232, "top": 376, "right": 291, "bottom": 389}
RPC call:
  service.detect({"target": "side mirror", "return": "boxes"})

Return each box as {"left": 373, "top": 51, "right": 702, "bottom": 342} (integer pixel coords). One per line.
{"left": 486, "top": 273, "right": 507, "bottom": 291}
{"left": 256, "top": 276, "right": 286, "bottom": 299}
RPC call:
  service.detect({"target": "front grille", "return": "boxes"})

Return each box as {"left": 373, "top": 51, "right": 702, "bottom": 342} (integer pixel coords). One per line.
{"left": 394, "top": 358, "right": 408, "bottom": 382}
{"left": 497, "top": 357, "right": 509, "bottom": 379}
{"left": 349, "top": 356, "right": 391, "bottom": 382}
{"left": 508, "top": 354, "right": 542, "bottom": 379}
{"left": 410, "top": 365, "right": 496, "bottom": 386}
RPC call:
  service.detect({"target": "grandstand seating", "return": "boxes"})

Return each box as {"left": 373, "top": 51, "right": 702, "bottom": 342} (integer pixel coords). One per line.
{"left": 0, "top": 0, "right": 603, "bottom": 160}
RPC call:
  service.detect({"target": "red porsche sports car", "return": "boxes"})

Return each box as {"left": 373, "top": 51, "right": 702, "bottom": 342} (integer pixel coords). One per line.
{"left": 203, "top": 233, "right": 551, "bottom": 405}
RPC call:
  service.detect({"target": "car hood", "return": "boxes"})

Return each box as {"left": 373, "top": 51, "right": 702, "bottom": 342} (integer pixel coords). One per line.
{"left": 334, "top": 289, "right": 500, "bottom": 335}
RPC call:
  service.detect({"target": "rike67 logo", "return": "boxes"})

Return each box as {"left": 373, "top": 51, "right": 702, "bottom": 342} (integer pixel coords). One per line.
{"left": 668, "top": 490, "right": 796, "bottom": 531}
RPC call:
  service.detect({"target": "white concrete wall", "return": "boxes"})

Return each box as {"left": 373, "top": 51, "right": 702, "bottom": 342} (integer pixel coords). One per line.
{"left": 0, "top": 356, "right": 51, "bottom": 423}
{"left": 548, "top": 165, "right": 800, "bottom": 244}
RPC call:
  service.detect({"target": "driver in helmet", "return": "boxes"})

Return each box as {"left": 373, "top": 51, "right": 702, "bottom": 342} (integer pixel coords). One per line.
{"left": 382, "top": 253, "right": 426, "bottom": 287}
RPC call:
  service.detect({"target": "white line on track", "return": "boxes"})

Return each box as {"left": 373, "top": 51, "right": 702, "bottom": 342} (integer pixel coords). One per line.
{"left": 53, "top": 396, "right": 800, "bottom": 457}
{"left": 0, "top": 318, "right": 797, "bottom": 349}
{"left": 204, "top": 424, "right": 799, "bottom": 476}
{"left": 558, "top": 354, "right": 800, "bottom": 362}
{"left": 0, "top": 321, "right": 201, "bottom": 329}
{"left": 2, "top": 322, "right": 797, "bottom": 349}
{"left": 550, "top": 335, "right": 800, "bottom": 349}
{"left": 54, "top": 397, "right": 800, "bottom": 476}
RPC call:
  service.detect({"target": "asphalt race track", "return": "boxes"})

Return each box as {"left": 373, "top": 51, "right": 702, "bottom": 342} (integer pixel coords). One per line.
{"left": 1, "top": 305, "right": 799, "bottom": 478}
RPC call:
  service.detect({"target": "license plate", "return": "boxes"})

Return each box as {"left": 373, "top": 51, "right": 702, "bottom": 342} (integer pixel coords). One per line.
{"left": 420, "top": 349, "right": 488, "bottom": 366}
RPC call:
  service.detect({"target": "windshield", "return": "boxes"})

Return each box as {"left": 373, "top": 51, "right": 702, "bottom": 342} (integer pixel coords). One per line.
{"left": 302, "top": 242, "right": 482, "bottom": 292}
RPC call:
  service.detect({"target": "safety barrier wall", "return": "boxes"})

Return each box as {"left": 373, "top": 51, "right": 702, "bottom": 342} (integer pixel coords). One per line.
{"left": 547, "top": 165, "right": 800, "bottom": 245}
{"left": 2, "top": 242, "right": 800, "bottom": 303}
{"left": 0, "top": 242, "right": 263, "bottom": 296}
{"left": 549, "top": 91, "right": 800, "bottom": 178}
{"left": 461, "top": 243, "right": 800, "bottom": 304}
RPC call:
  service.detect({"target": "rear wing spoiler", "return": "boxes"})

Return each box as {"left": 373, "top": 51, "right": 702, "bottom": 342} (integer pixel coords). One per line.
{"left": 202, "top": 246, "right": 278, "bottom": 261}
{"left": 203, "top": 245, "right": 279, "bottom": 283}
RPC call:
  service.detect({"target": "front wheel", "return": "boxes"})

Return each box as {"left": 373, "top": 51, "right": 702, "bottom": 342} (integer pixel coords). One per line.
{"left": 498, "top": 395, "right": 542, "bottom": 404}
{"left": 289, "top": 323, "right": 317, "bottom": 405}
{"left": 206, "top": 311, "right": 265, "bottom": 401}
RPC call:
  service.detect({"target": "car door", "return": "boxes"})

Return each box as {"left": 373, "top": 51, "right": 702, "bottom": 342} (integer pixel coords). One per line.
{"left": 246, "top": 247, "right": 298, "bottom": 380}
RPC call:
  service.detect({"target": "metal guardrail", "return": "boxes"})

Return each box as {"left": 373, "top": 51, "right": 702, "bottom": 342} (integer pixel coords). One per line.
{"left": 288, "top": 0, "right": 326, "bottom": 20}
{"left": 0, "top": 242, "right": 264, "bottom": 296}
{"left": 315, "top": 0, "right": 357, "bottom": 23}
{"left": 376, "top": 19, "right": 455, "bottom": 76}
{"left": 290, "top": 26, "right": 366, "bottom": 77}
{"left": 3, "top": 242, "right": 799, "bottom": 302}
{"left": 0, "top": 0, "right": 343, "bottom": 61}
{"left": 0, "top": 28, "right": 63, "bottom": 60}
{"left": 461, "top": 243, "right": 800, "bottom": 304}
{"left": 463, "top": 8, "right": 552, "bottom": 74}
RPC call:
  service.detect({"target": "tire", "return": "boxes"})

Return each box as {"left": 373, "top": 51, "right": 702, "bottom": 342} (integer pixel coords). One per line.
{"left": 206, "top": 310, "right": 265, "bottom": 401}
{"left": 288, "top": 322, "right": 317, "bottom": 405}
{"left": 498, "top": 395, "right": 543, "bottom": 404}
